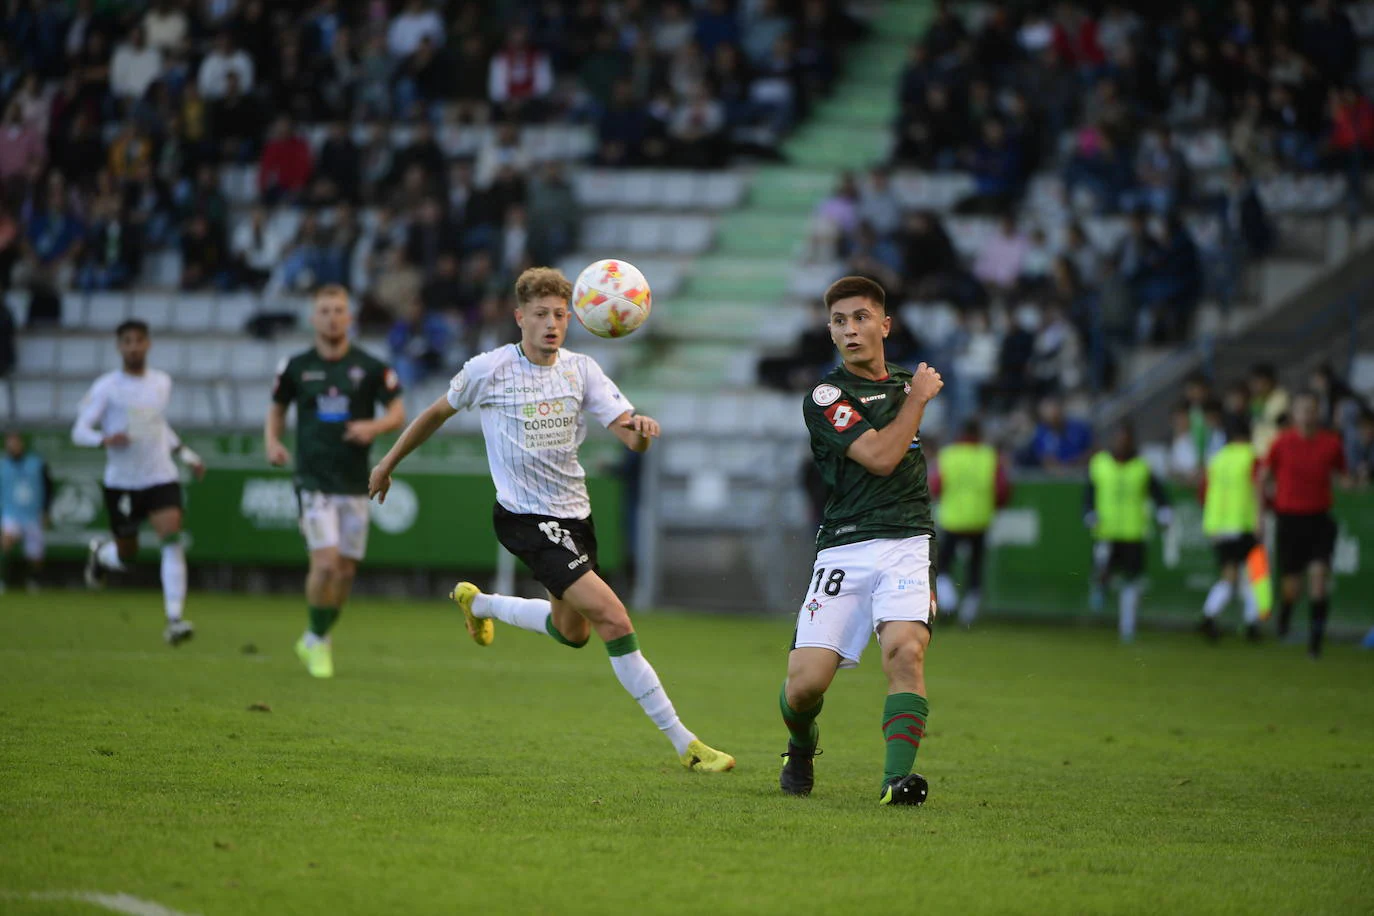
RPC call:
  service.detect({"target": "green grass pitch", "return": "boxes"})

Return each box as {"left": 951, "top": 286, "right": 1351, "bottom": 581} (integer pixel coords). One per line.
{"left": 1, "top": 591, "right": 1371, "bottom": 915}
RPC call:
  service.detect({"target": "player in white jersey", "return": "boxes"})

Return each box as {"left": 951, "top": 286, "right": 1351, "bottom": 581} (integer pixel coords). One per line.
{"left": 368, "top": 267, "right": 734, "bottom": 773}
{"left": 72, "top": 320, "right": 206, "bottom": 646}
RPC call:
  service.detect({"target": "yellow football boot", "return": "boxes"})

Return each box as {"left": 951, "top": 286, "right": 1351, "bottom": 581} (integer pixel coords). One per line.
{"left": 681, "top": 739, "right": 736, "bottom": 772}
{"left": 449, "top": 581, "right": 494, "bottom": 646}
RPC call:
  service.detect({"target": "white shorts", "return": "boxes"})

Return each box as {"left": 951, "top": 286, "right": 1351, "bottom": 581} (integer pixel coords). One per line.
{"left": 793, "top": 535, "right": 935, "bottom": 668}
{"left": 1, "top": 516, "right": 44, "bottom": 561}
{"left": 299, "top": 491, "right": 370, "bottom": 561}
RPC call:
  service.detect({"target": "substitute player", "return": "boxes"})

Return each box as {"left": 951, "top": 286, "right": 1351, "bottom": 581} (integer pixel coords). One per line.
{"left": 931, "top": 418, "right": 1011, "bottom": 627}
{"left": 1198, "top": 417, "right": 1263, "bottom": 642}
{"left": 73, "top": 320, "right": 206, "bottom": 646}
{"left": 778, "top": 276, "right": 944, "bottom": 806}
{"left": 265, "top": 285, "right": 406, "bottom": 679}
{"left": 0, "top": 432, "right": 53, "bottom": 591}
{"left": 1260, "top": 391, "right": 1349, "bottom": 658}
{"left": 367, "top": 266, "right": 734, "bottom": 773}
{"left": 1084, "top": 423, "right": 1172, "bottom": 643}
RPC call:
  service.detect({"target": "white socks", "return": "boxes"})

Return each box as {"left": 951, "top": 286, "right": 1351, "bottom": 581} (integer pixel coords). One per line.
{"left": 1119, "top": 583, "right": 1141, "bottom": 641}
{"left": 608, "top": 646, "right": 695, "bottom": 755}
{"left": 161, "top": 542, "right": 186, "bottom": 621}
{"left": 1203, "top": 581, "right": 1234, "bottom": 619}
{"left": 471, "top": 593, "right": 551, "bottom": 634}
{"left": 1240, "top": 579, "right": 1259, "bottom": 624}
{"left": 936, "top": 574, "right": 958, "bottom": 616}
{"left": 97, "top": 540, "right": 125, "bottom": 571}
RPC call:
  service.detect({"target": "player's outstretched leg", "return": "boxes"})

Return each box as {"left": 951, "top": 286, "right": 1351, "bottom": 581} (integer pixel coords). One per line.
{"left": 450, "top": 582, "right": 593, "bottom": 649}
{"left": 1199, "top": 574, "right": 1233, "bottom": 643}
{"left": 877, "top": 621, "right": 930, "bottom": 807}
{"left": 564, "top": 573, "right": 733, "bottom": 772}
{"left": 85, "top": 537, "right": 127, "bottom": 590}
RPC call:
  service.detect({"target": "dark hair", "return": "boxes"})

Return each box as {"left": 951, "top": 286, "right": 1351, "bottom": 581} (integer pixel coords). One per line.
{"left": 823, "top": 276, "right": 886, "bottom": 311}
{"left": 1224, "top": 416, "right": 1252, "bottom": 440}
{"left": 1249, "top": 362, "right": 1276, "bottom": 383}
{"left": 115, "top": 319, "right": 149, "bottom": 338}
{"left": 960, "top": 417, "right": 982, "bottom": 440}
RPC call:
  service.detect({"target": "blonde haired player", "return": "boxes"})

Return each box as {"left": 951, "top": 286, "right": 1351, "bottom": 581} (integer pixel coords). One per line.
{"left": 266, "top": 286, "right": 406, "bottom": 678}
{"left": 369, "top": 266, "right": 734, "bottom": 772}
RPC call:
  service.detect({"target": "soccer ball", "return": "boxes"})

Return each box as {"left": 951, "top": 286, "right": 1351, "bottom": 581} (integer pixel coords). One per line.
{"left": 571, "top": 258, "right": 652, "bottom": 339}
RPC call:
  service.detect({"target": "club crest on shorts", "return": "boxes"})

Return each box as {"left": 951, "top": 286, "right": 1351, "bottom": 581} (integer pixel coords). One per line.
{"left": 812, "top": 384, "right": 841, "bottom": 406}
{"left": 805, "top": 599, "right": 822, "bottom": 620}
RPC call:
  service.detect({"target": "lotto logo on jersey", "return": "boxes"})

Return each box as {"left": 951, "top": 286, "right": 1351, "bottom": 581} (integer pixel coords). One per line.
{"left": 824, "top": 400, "right": 860, "bottom": 433}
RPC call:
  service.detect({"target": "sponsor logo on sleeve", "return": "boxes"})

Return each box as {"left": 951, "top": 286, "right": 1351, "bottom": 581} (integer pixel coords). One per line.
{"left": 824, "top": 400, "right": 859, "bottom": 432}
{"left": 812, "top": 384, "right": 841, "bottom": 406}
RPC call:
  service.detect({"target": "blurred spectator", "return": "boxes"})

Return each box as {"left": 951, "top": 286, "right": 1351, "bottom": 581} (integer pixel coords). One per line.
{"left": 1136, "top": 213, "right": 1202, "bottom": 343}
{"left": 858, "top": 167, "right": 900, "bottom": 239}
{"left": 198, "top": 32, "right": 254, "bottom": 100}
{"left": 211, "top": 71, "right": 263, "bottom": 161}
{"left": 806, "top": 172, "right": 859, "bottom": 262}
{"left": 844, "top": 222, "right": 901, "bottom": 292}
{"left": 973, "top": 214, "right": 1028, "bottom": 296}
{"left": 258, "top": 116, "right": 313, "bottom": 204}
{"left": 393, "top": 120, "right": 446, "bottom": 191}
{"left": 108, "top": 122, "right": 153, "bottom": 184}
{"left": 405, "top": 198, "right": 457, "bottom": 276}
{"left": 1063, "top": 222, "right": 1103, "bottom": 288}
{"left": 1027, "top": 305, "right": 1083, "bottom": 397}
{"left": 76, "top": 193, "right": 140, "bottom": 291}
{"left": 179, "top": 213, "right": 229, "bottom": 291}
{"left": 744, "top": 0, "right": 791, "bottom": 66}
{"left": 357, "top": 32, "right": 394, "bottom": 119}
{"left": 231, "top": 204, "right": 288, "bottom": 289}
{"left": 596, "top": 80, "right": 653, "bottom": 166}
{"left": 1167, "top": 400, "right": 1201, "bottom": 484}
{"left": 22, "top": 173, "right": 84, "bottom": 290}
{"left": 421, "top": 251, "right": 464, "bottom": 315}
{"left": 1309, "top": 362, "right": 1372, "bottom": 444}
{"left": 487, "top": 26, "right": 552, "bottom": 118}
{"left": 668, "top": 85, "right": 726, "bottom": 168}
{"left": 373, "top": 244, "right": 424, "bottom": 319}
{"left": 359, "top": 123, "right": 395, "bottom": 204}
{"left": 1301, "top": 0, "right": 1357, "bottom": 86}
{"left": 313, "top": 121, "right": 361, "bottom": 205}
{"left": 143, "top": 0, "right": 189, "bottom": 54}
{"left": 948, "top": 308, "right": 1000, "bottom": 423}
{"left": 110, "top": 27, "right": 162, "bottom": 103}
{"left": 654, "top": 2, "right": 695, "bottom": 56}
{"left": 893, "top": 83, "right": 965, "bottom": 169}
{"left": 1017, "top": 394, "right": 1093, "bottom": 471}
{"left": 0, "top": 103, "right": 45, "bottom": 186}
{"left": 757, "top": 301, "right": 835, "bottom": 392}
{"left": 526, "top": 160, "right": 580, "bottom": 265}
{"left": 1352, "top": 411, "right": 1374, "bottom": 485}
{"left": 388, "top": 298, "right": 453, "bottom": 388}
{"left": 388, "top": 0, "right": 445, "bottom": 60}
{"left": 1127, "top": 126, "right": 1189, "bottom": 214}
{"left": 474, "top": 121, "right": 529, "bottom": 190}
{"left": 1249, "top": 362, "right": 1290, "bottom": 455}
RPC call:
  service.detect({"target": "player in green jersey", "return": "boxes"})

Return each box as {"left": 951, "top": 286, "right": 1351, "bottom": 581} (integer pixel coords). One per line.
{"left": 264, "top": 286, "right": 406, "bottom": 678}
{"left": 778, "top": 276, "right": 944, "bottom": 806}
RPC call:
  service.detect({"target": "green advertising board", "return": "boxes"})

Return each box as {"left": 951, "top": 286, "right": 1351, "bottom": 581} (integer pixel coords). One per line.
{"left": 36, "top": 432, "right": 625, "bottom": 572}
{"left": 972, "top": 480, "right": 1373, "bottom": 626}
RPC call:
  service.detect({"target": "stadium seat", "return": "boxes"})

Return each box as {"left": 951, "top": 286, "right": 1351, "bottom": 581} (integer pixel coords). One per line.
{"left": 129, "top": 293, "right": 175, "bottom": 329}
{"left": 169, "top": 296, "right": 215, "bottom": 333}
{"left": 57, "top": 336, "right": 101, "bottom": 377}
{"left": 701, "top": 173, "right": 746, "bottom": 210}
{"left": 13, "top": 380, "right": 56, "bottom": 422}
{"left": 659, "top": 172, "right": 697, "bottom": 209}
{"left": 165, "top": 384, "right": 196, "bottom": 425}
{"left": 183, "top": 386, "right": 217, "bottom": 427}
{"left": 213, "top": 293, "right": 260, "bottom": 333}
{"left": 182, "top": 340, "right": 229, "bottom": 380}
{"left": 227, "top": 342, "right": 274, "bottom": 380}
{"left": 84, "top": 293, "right": 130, "bottom": 330}
{"left": 141, "top": 250, "right": 182, "bottom": 288}
{"left": 17, "top": 336, "right": 58, "bottom": 375}
{"left": 59, "top": 296, "right": 87, "bottom": 329}
{"left": 5, "top": 290, "right": 29, "bottom": 326}
{"left": 153, "top": 338, "right": 188, "bottom": 375}
{"left": 57, "top": 380, "right": 89, "bottom": 417}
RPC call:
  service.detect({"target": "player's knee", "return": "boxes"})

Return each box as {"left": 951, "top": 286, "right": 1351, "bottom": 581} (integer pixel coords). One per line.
{"left": 885, "top": 637, "right": 925, "bottom": 674}
{"left": 785, "top": 678, "right": 825, "bottom": 711}
{"left": 311, "top": 554, "right": 343, "bottom": 582}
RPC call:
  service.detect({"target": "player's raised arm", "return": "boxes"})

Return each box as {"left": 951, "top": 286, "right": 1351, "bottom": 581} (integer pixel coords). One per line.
{"left": 845, "top": 363, "right": 943, "bottom": 477}
{"left": 369, "top": 394, "right": 457, "bottom": 503}
{"left": 608, "top": 411, "right": 660, "bottom": 453}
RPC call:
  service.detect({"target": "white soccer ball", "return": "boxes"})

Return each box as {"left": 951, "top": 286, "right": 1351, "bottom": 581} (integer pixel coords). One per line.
{"left": 571, "top": 258, "right": 652, "bottom": 339}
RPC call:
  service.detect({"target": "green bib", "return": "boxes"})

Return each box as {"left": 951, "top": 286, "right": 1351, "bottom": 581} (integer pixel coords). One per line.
{"left": 1090, "top": 452, "right": 1151, "bottom": 542}
{"left": 936, "top": 443, "right": 998, "bottom": 533}
{"left": 1203, "top": 443, "right": 1258, "bottom": 536}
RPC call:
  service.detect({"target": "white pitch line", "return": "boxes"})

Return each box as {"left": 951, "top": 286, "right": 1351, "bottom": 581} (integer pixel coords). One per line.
{"left": 3, "top": 890, "right": 201, "bottom": 916}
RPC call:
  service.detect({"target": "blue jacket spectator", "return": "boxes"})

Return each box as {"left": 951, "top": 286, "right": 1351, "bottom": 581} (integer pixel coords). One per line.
{"left": 388, "top": 300, "right": 454, "bottom": 388}
{"left": 1018, "top": 396, "right": 1094, "bottom": 470}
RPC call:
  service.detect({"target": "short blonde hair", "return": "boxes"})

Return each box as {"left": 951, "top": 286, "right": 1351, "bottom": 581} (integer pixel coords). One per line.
{"left": 514, "top": 267, "right": 572, "bottom": 307}
{"left": 315, "top": 283, "right": 351, "bottom": 304}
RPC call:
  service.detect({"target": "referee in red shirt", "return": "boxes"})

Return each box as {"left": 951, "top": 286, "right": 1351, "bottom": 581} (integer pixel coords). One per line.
{"left": 1257, "top": 392, "right": 1351, "bottom": 657}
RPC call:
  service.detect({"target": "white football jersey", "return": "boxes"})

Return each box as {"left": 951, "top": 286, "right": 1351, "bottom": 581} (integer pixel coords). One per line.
{"left": 71, "top": 369, "right": 181, "bottom": 490}
{"left": 447, "top": 344, "right": 632, "bottom": 519}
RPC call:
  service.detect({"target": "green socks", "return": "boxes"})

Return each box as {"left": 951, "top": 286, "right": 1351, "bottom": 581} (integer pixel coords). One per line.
{"left": 882, "top": 692, "right": 929, "bottom": 784}
{"left": 308, "top": 605, "right": 340, "bottom": 638}
{"left": 603, "top": 632, "right": 639, "bottom": 657}
{"left": 546, "top": 614, "right": 590, "bottom": 648}
{"left": 780, "top": 683, "right": 822, "bottom": 751}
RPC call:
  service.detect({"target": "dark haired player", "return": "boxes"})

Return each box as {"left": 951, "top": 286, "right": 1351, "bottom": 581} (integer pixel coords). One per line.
{"left": 778, "top": 275, "right": 944, "bottom": 805}
{"left": 73, "top": 320, "right": 206, "bottom": 646}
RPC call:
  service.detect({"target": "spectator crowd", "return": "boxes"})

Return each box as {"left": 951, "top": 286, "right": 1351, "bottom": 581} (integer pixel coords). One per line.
{"left": 0, "top": 0, "right": 861, "bottom": 384}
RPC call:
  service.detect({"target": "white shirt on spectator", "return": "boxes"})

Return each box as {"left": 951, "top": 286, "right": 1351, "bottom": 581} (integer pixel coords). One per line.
{"left": 1169, "top": 433, "right": 1199, "bottom": 479}
{"left": 198, "top": 48, "right": 255, "bottom": 99}
{"left": 387, "top": 9, "right": 444, "bottom": 59}
{"left": 474, "top": 136, "right": 531, "bottom": 188}
{"left": 111, "top": 42, "right": 164, "bottom": 100}
{"left": 232, "top": 218, "right": 292, "bottom": 272}
{"left": 143, "top": 9, "right": 189, "bottom": 51}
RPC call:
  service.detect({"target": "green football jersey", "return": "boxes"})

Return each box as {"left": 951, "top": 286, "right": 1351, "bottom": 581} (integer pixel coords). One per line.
{"left": 271, "top": 345, "right": 402, "bottom": 495}
{"left": 804, "top": 364, "right": 935, "bottom": 550}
